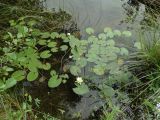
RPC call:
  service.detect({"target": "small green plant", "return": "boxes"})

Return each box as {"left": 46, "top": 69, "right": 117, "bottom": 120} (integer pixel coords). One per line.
{"left": 0, "top": 92, "right": 59, "bottom": 120}
{"left": 132, "top": 31, "right": 160, "bottom": 94}
{"left": 100, "top": 101, "right": 122, "bottom": 120}
{"left": 0, "top": 92, "right": 34, "bottom": 120}
{"left": 127, "top": 30, "right": 160, "bottom": 120}
{"left": 0, "top": 18, "right": 69, "bottom": 91}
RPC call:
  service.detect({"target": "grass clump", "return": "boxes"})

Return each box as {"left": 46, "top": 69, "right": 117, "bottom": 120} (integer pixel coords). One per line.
{"left": 127, "top": 30, "right": 160, "bottom": 119}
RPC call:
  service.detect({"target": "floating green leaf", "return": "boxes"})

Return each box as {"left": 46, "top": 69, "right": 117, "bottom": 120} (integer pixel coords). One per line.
{"left": 32, "top": 29, "right": 41, "bottom": 36}
{"left": 93, "top": 66, "right": 105, "bottom": 75}
{"left": 38, "top": 40, "right": 47, "bottom": 45}
{"left": 70, "top": 66, "right": 81, "bottom": 76}
{"left": 11, "top": 70, "right": 26, "bottom": 81}
{"left": 102, "top": 85, "right": 115, "bottom": 97}
{"left": 106, "top": 39, "right": 115, "bottom": 46}
{"left": 28, "top": 64, "right": 37, "bottom": 72}
{"left": 40, "top": 50, "right": 52, "bottom": 58}
{"left": 5, "top": 67, "right": 14, "bottom": 72}
{"left": 42, "top": 63, "right": 51, "bottom": 70}
{"left": 104, "top": 27, "right": 112, "bottom": 33}
{"left": 134, "top": 42, "right": 142, "bottom": 49}
{"left": 41, "top": 32, "right": 50, "bottom": 38}
{"left": 48, "top": 75, "right": 62, "bottom": 88}
{"left": 114, "top": 30, "right": 121, "bottom": 36}
{"left": 73, "top": 83, "right": 89, "bottom": 95}
{"left": 106, "top": 31, "right": 114, "bottom": 38}
{"left": 27, "top": 71, "right": 39, "bottom": 81}
{"left": 60, "top": 45, "right": 68, "bottom": 51}
{"left": 51, "top": 32, "right": 59, "bottom": 39}
{"left": 122, "top": 31, "right": 132, "bottom": 37}
{"left": 5, "top": 78, "right": 17, "bottom": 89}
{"left": 50, "top": 70, "right": 56, "bottom": 76}
{"left": 48, "top": 42, "right": 57, "bottom": 48}
{"left": 86, "top": 27, "right": 94, "bottom": 34}
{"left": 51, "top": 48, "right": 58, "bottom": 53}
{"left": 120, "top": 47, "right": 129, "bottom": 56}
{"left": 98, "top": 33, "right": 106, "bottom": 40}
{"left": 76, "top": 58, "right": 87, "bottom": 68}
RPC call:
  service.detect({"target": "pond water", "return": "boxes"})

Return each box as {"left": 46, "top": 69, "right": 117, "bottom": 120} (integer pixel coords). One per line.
{"left": 27, "top": 0, "right": 159, "bottom": 120}
{"left": 45, "top": 0, "right": 153, "bottom": 33}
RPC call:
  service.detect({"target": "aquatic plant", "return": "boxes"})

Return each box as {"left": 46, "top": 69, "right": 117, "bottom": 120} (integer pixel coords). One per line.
{"left": 67, "top": 27, "right": 132, "bottom": 95}
{"left": 0, "top": 18, "right": 134, "bottom": 97}
{"left": 2, "top": 18, "right": 157, "bottom": 120}
{"left": 0, "top": 18, "right": 69, "bottom": 92}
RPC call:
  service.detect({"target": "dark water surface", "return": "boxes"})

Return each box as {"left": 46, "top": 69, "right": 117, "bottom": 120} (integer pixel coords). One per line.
{"left": 28, "top": 0, "right": 160, "bottom": 119}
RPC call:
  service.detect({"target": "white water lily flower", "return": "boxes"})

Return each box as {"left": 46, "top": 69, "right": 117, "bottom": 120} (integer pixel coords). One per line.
{"left": 69, "top": 55, "right": 73, "bottom": 59}
{"left": 156, "top": 103, "right": 160, "bottom": 110}
{"left": 67, "top": 33, "right": 71, "bottom": 36}
{"left": 76, "top": 77, "right": 83, "bottom": 84}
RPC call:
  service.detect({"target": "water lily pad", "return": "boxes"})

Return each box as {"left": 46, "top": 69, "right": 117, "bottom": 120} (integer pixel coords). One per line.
{"left": 76, "top": 58, "right": 87, "bottom": 68}
{"left": 106, "top": 31, "right": 114, "bottom": 38}
{"left": 27, "top": 71, "right": 39, "bottom": 81}
{"left": 134, "top": 42, "right": 142, "bottom": 49}
{"left": 122, "top": 31, "right": 132, "bottom": 37}
{"left": 48, "top": 76, "right": 62, "bottom": 88}
{"left": 60, "top": 45, "right": 68, "bottom": 51}
{"left": 50, "top": 70, "right": 56, "bottom": 76}
{"left": 41, "top": 32, "right": 50, "bottom": 38}
{"left": 120, "top": 47, "right": 129, "bottom": 56}
{"left": 93, "top": 66, "right": 105, "bottom": 75}
{"left": 104, "top": 27, "right": 112, "bottom": 33}
{"left": 51, "top": 32, "right": 59, "bottom": 39}
{"left": 38, "top": 40, "right": 47, "bottom": 45}
{"left": 70, "top": 66, "right": 81, "bottom": 76}
{"left": 102, "top": 85, "right": 115, "bottom": 97}
{"left": 113, "top": 30, "right": 121, "bottom": 36}
{"left": 73, "top": 83, "right": 89, "bottom": 95}
{"left": 42, "top": 63, "right": 51, "bottom": 70}
{"left": 86, "top": 27, "right": 94, "bottom": 34}
{"left": 48, "top": 42, "right": 57, "bottom": 48}
{"left": 11, "top": 70, "right": 26, "bottom": 81}
{"left": 106, "top": 39, "right": 115, "bottom": 46}
{"left": 40, "top": 50, "right": 52, "bottom": 58}
{"left": 98, "top": 33, "right": 106, "bottom": 40}
{"left": 5, "top": 78, "right": 17, "bottom": 89}
{"left": 51, "top": 48, "right": 58, "bottom": 53}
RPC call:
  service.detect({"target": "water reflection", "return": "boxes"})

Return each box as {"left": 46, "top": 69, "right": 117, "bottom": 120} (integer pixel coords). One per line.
{"left": 46, "top": 0, "right": 125, "bottom": 33}
{"left": 45, "top": 0, "right": 160, "bottom": 32}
